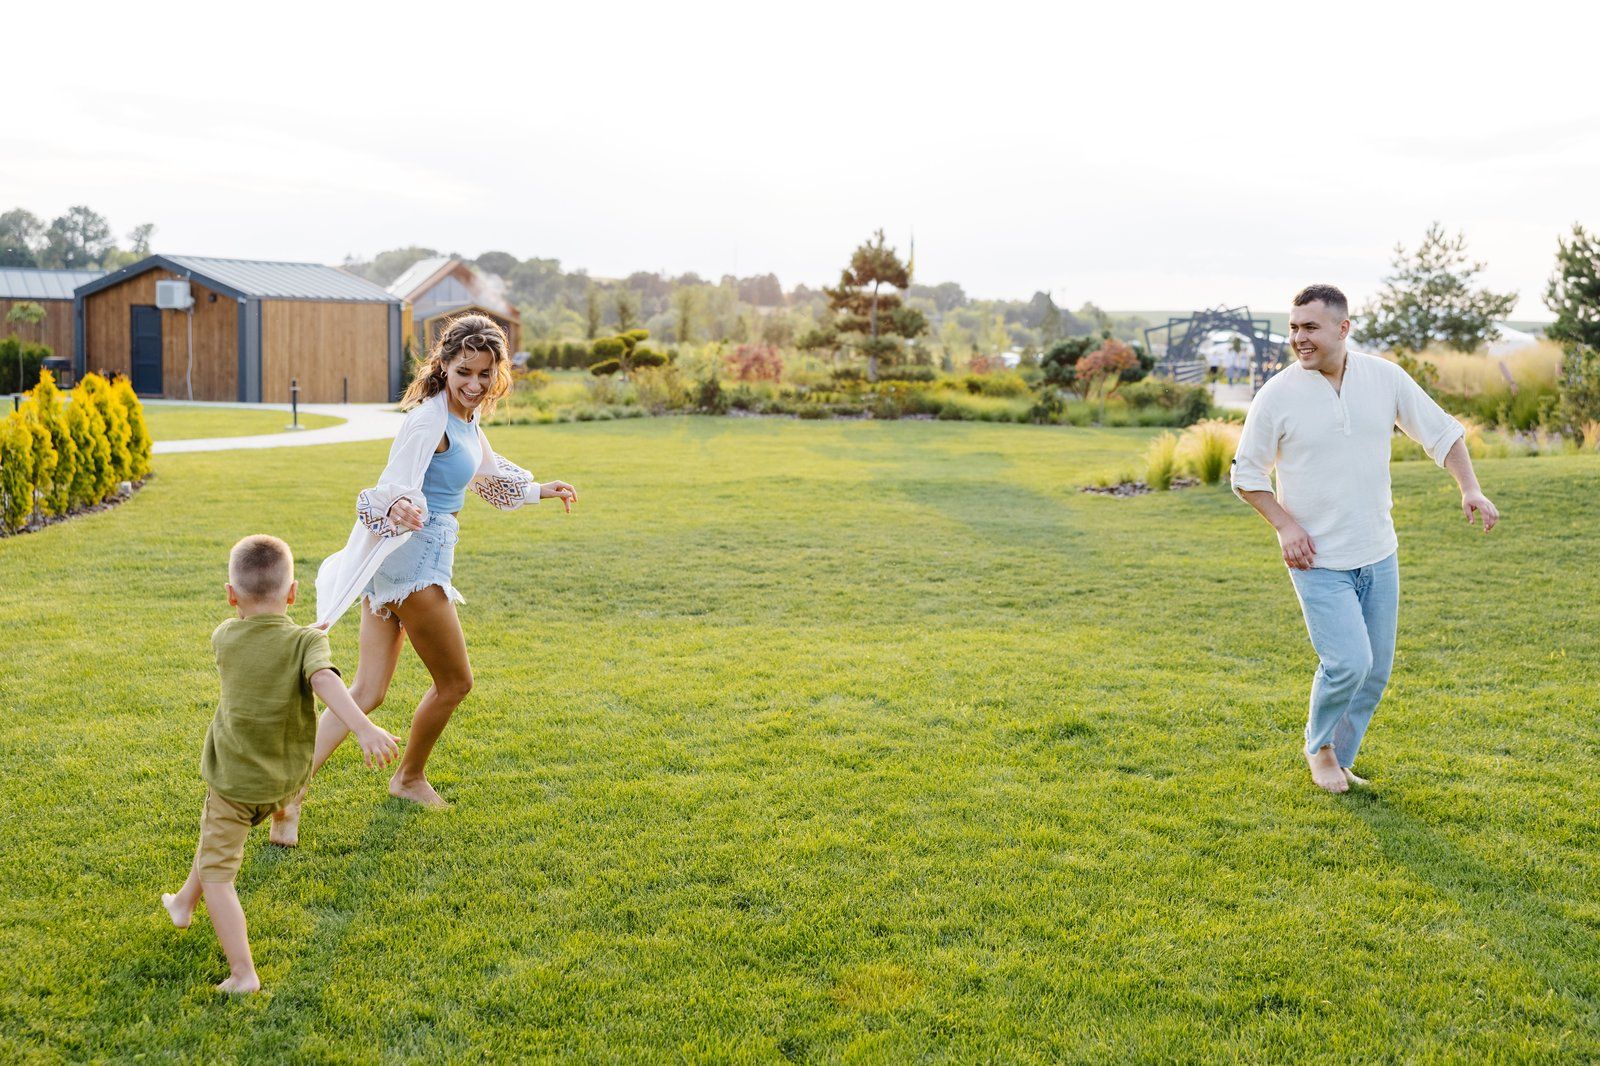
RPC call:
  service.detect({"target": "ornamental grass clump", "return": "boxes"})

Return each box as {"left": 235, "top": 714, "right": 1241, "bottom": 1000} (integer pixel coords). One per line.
{"left": 1177, "top": 419, "right": 1241, "bottom": 485}
{"left": 1144, "top": 431, "right": 1180, "bottom": 490}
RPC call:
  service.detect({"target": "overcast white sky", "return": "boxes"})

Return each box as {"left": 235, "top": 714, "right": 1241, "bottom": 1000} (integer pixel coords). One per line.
{"left": 8, "top": 0, "right": 1598, "bottom": 318}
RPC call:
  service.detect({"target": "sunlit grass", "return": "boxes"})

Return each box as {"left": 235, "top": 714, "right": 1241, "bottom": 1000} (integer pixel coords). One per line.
{"left": 3, "top": 418, "right": 1596, "bottom": 1061}
{"left": 143, "top": 405, "right": 344, "bottom": 441}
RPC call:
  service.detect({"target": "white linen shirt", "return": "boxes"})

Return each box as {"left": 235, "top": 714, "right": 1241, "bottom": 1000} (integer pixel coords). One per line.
{"left": 1230, "top": 351, "right": 1464, "bottom": 571}
{"left": 314, "top": 391, "right": 541, "bottom": 629}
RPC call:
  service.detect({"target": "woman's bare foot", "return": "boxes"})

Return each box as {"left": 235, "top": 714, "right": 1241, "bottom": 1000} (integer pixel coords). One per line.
{"left": 1342, "top": 766, "right": 1371, "bottom": 787}
{"left": 269, "top": 788, "right": 306, "bottom": 847}
{"left": 161, "top": 892, "right": 194, "bottom": 929}
{"left": 216, "top": 971, "right": 261, "bottom": 994}
{"left": 389, "top": 773, "right": 448, "bottom": 808}
{"left": 1306, "top": 746, "right": 1349, "bottom": 793}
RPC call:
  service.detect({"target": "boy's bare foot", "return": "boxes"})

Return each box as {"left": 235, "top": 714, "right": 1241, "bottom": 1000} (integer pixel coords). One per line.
{"left": 161, "top": 892, "right": 194, "bottom": 929}
{"left": 217, "top": 971, "right": 261, "bottom": 994}
{"left": 1306, "top": 746, "right": 1349, "bottom": 793}
{"left": 269, "top": 788, "right": 306, "bottom": 847}
{"left": 1343, "top": 767, "right": 1371, "bottom": 787}
{"left": 389, "top": 773, "right": 448, "bottom": 808}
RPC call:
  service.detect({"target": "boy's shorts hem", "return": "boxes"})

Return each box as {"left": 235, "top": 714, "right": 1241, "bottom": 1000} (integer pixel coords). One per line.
{"left": 195, "top": 787, "right": 290, "bottom": 883}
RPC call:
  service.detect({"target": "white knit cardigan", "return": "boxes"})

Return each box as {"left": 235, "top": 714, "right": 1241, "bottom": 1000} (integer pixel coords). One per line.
{"left": 314, "top": 391, "right": 540, "bottom": 628}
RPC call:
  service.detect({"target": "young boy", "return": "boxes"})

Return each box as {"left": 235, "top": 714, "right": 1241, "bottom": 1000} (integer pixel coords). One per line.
{"left": 162, "top": 534, "right": 400, "bottom": 993}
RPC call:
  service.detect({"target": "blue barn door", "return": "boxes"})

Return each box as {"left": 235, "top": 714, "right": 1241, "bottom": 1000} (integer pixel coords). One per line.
{"left": 130, "top": 306, "right": 162, "bottom": 395}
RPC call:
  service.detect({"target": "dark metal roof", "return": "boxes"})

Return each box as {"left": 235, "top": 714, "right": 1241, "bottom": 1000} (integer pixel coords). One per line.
{"left": 0, "top": 268, "right": 106, "bottom": 301}
{"left": 74, "top": 255, "right": 402, "bottom": 303}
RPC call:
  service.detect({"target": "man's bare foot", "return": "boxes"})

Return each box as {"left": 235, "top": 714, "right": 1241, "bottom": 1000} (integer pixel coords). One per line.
{"left": 1306, "top": 746, "right": 1349, "bottom": 793}
{"left": 217, "top": 971, "right": 261, "bottom": 994}
{"left": 389, "top": 773, "right": 448, "bottom": 808}
{"left": 269, "top": 788, "right": 306, "bottom": 847}
{"left": 1342, "top": 766, "right": 1370, "bottom": 787}
{"left": 161, "top": 892, "right": 194, "bottom": 929}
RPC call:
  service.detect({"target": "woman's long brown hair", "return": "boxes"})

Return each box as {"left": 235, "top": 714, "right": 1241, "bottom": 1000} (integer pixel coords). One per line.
{"left": 400, "top": 313, "right": 513, "bottom": 421}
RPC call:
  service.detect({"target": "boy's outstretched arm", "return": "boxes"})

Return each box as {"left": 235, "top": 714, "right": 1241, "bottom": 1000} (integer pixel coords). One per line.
{"left": 309, "top": 669, "right": 400, "bottom": 767}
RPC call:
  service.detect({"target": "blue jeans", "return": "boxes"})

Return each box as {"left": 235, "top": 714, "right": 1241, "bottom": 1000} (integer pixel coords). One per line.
{"left": 1287, "top": 553, "right": 1399, "bottom": 766}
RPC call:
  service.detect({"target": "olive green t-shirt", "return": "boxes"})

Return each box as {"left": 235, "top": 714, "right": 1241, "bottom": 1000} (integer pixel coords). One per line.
{"left": 201, "top": 614, "right": 339, "bottom": 804}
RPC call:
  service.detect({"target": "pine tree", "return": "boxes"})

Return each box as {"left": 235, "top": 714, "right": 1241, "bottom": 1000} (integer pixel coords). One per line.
{"left": 1545, "top": 223, "right": 1600, "bottom": 431}
{"left": 1358, "top": 222, "right": 1518, "bottom": 354}
{"left": 825, "top": 230, "right": 921, "bottom": 382}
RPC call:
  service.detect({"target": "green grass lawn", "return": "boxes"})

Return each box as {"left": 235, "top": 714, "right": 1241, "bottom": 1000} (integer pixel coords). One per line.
{"left": 143, "top": 404, "right": 344, "bottom": 441}
{"left": 3, "top": 418, "right": 1596, "bottom": 1061}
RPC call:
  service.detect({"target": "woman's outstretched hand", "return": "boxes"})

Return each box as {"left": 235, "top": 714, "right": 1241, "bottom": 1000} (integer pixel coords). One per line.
{"left": 387, "top": 498, "right": 425, "bottom": 532}
{"left": 540, "top": 481, "right": 577, "bottom": 513}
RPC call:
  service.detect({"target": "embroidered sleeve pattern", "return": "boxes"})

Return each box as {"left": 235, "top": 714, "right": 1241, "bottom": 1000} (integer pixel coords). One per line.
{"left": 357, "top": 488, "right": 409, "bottom": 538}
{"left": 471, "top": 456, "right": 538, "bottom": 511}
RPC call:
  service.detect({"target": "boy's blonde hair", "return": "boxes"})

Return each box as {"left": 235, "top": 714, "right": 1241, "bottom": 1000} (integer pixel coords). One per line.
{"left": 229, "top": 535, "right": 294, "bottom": 600}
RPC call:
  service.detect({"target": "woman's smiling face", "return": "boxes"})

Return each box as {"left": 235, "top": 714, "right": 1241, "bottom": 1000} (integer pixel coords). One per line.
{"left": 447, "top": 347, "right": 496, "bottom": 413}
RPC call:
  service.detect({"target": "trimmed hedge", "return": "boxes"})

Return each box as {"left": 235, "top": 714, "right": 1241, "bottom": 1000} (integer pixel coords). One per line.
{"left": 0, "top": 370, "right": 152, "bottom": 534}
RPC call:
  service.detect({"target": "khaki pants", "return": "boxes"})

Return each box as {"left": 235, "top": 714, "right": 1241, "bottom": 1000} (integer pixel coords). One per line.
{"left": 194, "top": 787, "right": 288, "bottom": 883}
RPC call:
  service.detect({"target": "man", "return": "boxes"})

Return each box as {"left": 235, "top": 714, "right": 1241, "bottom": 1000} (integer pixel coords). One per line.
{"left": 1231, "top": 284, "right": 1500, "bottom": 793}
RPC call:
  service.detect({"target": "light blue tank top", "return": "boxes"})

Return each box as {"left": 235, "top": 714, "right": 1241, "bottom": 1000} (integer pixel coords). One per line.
{"left": 421, "top": 413, "right": 479, "bottom": 514}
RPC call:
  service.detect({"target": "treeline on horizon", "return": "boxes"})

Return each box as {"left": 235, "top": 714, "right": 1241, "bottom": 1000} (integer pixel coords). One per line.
{"left": 341, "top": 245, "right": 1154, "bottom": 357}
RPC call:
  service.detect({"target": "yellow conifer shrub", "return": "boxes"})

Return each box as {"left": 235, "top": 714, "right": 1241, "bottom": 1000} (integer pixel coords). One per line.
{"left": 112, "top": 376, "right": 152, "bottom": 479}
{"left": 0, "top": 414, "right": 35, "bottom": 533}
{"left": 21, "top": 369, "right": 76, "bottom": 516}
{"left": 81, "top": 373, "right": 133, "bottom": 484}
{"left": 68, "top": 383, "right": 114, "bottom": 506}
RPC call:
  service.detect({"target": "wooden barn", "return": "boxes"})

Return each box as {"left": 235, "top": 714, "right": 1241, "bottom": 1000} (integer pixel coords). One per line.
{"left": 74, "top": 255, "right": 403, "bottom": 403}
{"left": 1, "top": 268, "right": 106, "bottom": 375}
{"left": 387, "top": 257, "right": 521, "bottom": 355}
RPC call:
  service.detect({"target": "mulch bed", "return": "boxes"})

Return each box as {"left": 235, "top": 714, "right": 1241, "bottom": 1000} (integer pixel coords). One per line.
{"left": 0, "top": 476, "right": 152, "bottom": 537}
{"left": 1081, "top": 476, "right": 1201, "bottom": 497}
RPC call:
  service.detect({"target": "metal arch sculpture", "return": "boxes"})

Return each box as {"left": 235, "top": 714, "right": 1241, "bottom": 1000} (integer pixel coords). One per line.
{"left": 1143, "top": 305, "right": 1286, "bottom": 385}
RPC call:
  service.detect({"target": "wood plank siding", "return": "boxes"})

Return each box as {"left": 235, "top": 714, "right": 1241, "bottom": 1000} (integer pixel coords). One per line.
{"left": 81, "top": 269, "right": 239, "bottom": 400}
{"left": 0, "top": 297, "right": 76, "bottom": 359}
{"left": 260, "top": 300, "right": 390, "bottom": 402}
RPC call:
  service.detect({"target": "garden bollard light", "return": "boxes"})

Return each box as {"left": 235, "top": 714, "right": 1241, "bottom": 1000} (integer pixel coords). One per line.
{"left": 291, "top": 377, "right": 299, "bottom": 429}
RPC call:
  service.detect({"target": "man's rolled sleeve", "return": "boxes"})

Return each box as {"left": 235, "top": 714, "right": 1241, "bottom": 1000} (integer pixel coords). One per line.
{"left": 1394, "top": 368, "right": 1465, "bottom": 467}
{"left": 1230, "top": 401, "right": 1278, "bottom": 501}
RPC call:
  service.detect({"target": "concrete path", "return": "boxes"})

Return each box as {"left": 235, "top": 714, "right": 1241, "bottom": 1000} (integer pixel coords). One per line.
{"left": 1209, "top": 382, "right": 1255, "bottom": 413}
{"left": 149, "top": 400, "right": 406, "bottom": 455}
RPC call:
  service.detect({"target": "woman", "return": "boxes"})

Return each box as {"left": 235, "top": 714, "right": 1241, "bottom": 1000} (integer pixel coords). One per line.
{"left": 277, "top": 315, "right": 575, "bottom": 838}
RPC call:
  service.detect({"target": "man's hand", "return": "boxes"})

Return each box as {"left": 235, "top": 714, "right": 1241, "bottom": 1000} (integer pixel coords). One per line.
{"left": 540, "top": 480, "right": 577, "bottom": 513}
{"left": 354, "top": 724, "right": 401, "bottom": 769}
{"left": 1277, "top": 520, "right": 1316, "bottom": 570}
{"left": 1462, "top": 490, "right": 1500, "bottom": 533}
{"left": 388, "top": 498, "right": 425, "bottom": 532}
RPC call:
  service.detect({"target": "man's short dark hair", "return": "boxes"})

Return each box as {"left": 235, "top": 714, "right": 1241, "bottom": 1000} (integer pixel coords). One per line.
{"left": 1292, "top": 284, "right": 1348, "bottom": 320}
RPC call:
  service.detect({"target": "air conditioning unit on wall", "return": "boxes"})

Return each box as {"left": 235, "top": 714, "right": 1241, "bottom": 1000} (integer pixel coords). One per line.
{"left": 156, "top": 280, "right": 193, "bottom": 310}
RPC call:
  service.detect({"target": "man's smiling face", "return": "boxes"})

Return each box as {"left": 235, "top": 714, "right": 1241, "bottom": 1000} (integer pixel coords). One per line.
{"left": 1287, "top": 300, "right": 1349, "bottom": 374}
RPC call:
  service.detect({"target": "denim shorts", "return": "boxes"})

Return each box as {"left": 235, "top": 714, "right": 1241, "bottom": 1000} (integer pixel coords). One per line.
{"left": 361, "top": 511, "right": 465, "bottom": 622}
